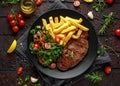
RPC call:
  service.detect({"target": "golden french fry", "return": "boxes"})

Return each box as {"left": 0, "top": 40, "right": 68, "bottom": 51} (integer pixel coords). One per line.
{"left": 54, "top": 17, "right": 59, "bottom": 23}
{"left": 61, "top": 25, "right": 77, "bottom": 34}
{"left": 60, "top": 16, "right": 69, "bottom": 23}
{"left": 45, "top": 24, "right": 50, "bottom": 30}
{"left": 42, "top": 18, "right": 47, "bottom": 27}
{"left": 68, "top": 19, "right": 89, "bottom": 31}
{"left": 56, "top": 34, "right": 65, "bottom": 39}
{"left": 49, "top": 16, "right": 55, "bottom": 30}
{"left": 63, "top": 31, "right": 75, "bottom": 46}
{"left": 53, "top": 22, "right": 69, "bottom": 34}
{"left": 72, "top": 29, "right": 82, "bottom": 39}
{"left": 65, "top": 16, "right": 83, "bottom": 24}
{"left": 48, "top": 27, "right": 55, "bottom": 39}
{"left": 54, "top": 22, "right": 63, "bottom": 29}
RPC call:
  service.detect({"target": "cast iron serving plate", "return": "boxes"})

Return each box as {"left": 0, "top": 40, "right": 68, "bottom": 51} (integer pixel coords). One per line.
{"left": 27, "top": 9, "right": 98, "bottom": 79}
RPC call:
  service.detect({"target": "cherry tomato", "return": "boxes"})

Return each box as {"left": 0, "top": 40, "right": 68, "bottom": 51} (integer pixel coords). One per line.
{"left": 18, "top": 20, "right": 25, "bottom": 27}
{"left": 36, "top": 0, "right": 43, "bottom": 6}
{"left": 10, "top": 20, "right": 17, "bottom": 26}
{"left": 16, "top": 14, "right": 23, "bottom": 20}
{"left": 17, "top": 67, "right": 23, "bottom": 75}
{"left": 114, "top": 28, "right": 120, "bottom": 37}
{"left": 12, "top": 26, "right": 19, "bottom": 33}
{"left": 33, "top": 43, "right": 40, "bottom": 48}
{"left": 104, "top": 66, "right": 111, "bottom": 74}
{"left": 73, "top": 0, "right": 80, "bottom": 8}
{"left": 7, "top": 14, "right": 14, "bottom": 21}
{"left": 54, "top": 36, "right": 60, "bottom": 43}
{"left": 105, "top": 0, "right": 115, "bottom": 5}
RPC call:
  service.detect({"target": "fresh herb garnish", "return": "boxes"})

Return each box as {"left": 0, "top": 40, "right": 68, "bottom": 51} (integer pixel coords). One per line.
{"left": 0, "top": 0, "right": 20, "bottom": 6}
{"left": 70, "top": 51, "right": 74, "bottom": 58}
{"left": 98, "top": 12, "right": 114, "bottom": 35}
{"left": 93, "top": 0, "right": 106, "bottom": 11}
{"left": 85, "top": 72, "right": 103, "bottom": 84}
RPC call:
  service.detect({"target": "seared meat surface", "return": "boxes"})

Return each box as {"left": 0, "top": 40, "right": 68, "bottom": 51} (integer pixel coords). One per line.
{"left": 57, "top": 36, "right": 89, "bottom": 71}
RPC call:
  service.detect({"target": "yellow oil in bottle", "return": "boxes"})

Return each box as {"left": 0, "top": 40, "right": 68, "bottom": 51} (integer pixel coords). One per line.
{"left": 20, "top": 0, "right": 35, "bottom": 16}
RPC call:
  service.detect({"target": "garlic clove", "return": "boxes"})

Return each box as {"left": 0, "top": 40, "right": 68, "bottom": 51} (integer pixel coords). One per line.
{"left": 30, "top": 76, "right": 38, "bottom": 83}
{"left": 87, "top": 11, "right": 94, "bottom": 19}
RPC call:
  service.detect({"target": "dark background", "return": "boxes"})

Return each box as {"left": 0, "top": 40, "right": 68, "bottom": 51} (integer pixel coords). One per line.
{"left": 0, "top": 0, "right": 120, "bottom": 86}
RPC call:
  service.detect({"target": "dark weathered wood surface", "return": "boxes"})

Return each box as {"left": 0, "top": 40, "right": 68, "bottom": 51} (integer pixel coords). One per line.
{"left": 0, "top": 0, "right": 120, "bottom": 86}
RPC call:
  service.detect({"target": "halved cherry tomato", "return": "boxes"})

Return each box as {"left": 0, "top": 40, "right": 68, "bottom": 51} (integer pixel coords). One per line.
{"left": 17, "top": 67, "right": 23, "bottom": 75}
{"left": 54, "top": 36, "right": 60, "bottom": 43}
{"left": 114, "top": 28, "right": 120, "bottom": 37}
{"left": 12, "top": 26, "right": 19, "bottom": 33}
{"left": 73, "top": 0, "right": 80, "bottom": 8}
{"left": 44, "top": 43, "right": 51, "bottom": 49}
{"left": 104, "top": 66, "right": 111, "bottom": 74}
{"left": 16, "top": 14, "right": 23, "bottom": 20}
{"left": 36, "top": 0, "right": 43, "bottom": 6}
{"left": 50, "top": 63, "right": 56, "bottom": 69}
{"left": 18, "top": 20, "right": 25, "bottom": 27}
{"left": 7, "top": 14, "right": 14, "bottom": 21}
{"left": 10, "top": 20, "right": 17, "bottom": 26}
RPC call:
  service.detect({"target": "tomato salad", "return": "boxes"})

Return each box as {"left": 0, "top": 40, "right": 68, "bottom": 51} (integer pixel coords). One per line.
{"left": 29, "top": 25, "right": 63, "bottom": 68}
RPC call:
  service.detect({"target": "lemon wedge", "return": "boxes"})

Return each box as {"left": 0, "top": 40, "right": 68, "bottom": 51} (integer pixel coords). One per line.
{"left": 7, "top": 40, "right": 17, "bottom": 53}
{"left": 84, "top": 0, "right": 93, "bottom": 3}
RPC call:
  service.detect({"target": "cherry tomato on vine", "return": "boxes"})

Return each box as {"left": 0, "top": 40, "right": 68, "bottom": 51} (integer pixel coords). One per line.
{"left": 16, "top": 14, "right": 23, "bottom": 20}
{"left": 7, "top": 14, "right": 14, "bottom": 20}
{"left": 10, "top": 20, "right": 17, "bottom": 26}
{"left": 12, "top": 26, "right": 19, "bottom": 33}
{"left": 104, "top": 66, "right": 111, "bottom": 74}
{"left": 114, "top": 28, "right": 120, "bottom": 37}
{"left": 18, "top": 20, "right": 25, "bottom": 27}
{"left": 105, "top": 0, "right": 115, "bottom": 5}
{"left": 36, "top": 0, "right": 43, "bottom": 6}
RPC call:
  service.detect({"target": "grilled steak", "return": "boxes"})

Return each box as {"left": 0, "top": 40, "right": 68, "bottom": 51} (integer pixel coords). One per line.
{"left": 57, "top": 34, "right": 89, "bottom": 71}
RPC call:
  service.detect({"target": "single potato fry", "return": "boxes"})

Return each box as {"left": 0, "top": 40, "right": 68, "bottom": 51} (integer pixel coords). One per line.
{"left": 61, "top": 25, "right": 77, "bottom": 34}
{"left": 63, "top": 31, "right": 75, "bottom": 45}
{"left": 68, "top": 19, "right": 89, "bottom": 31}
{"left": 65, "top": 16, "right": 83, "bottom": 24}
{"left": 48, "top": 27, "right": 55, "bottom": 39}
{"left": 72, "top": 29, "right": 82, "bottom": 39}
{"left": 56, "top": 34, "right": 65, "bottom": 39}
{"left": 49, "top": 16, "right": 55, "bottom": 30}
{"left": 54, "top": 17, "right": 59, "bottom": 23}
{"left": 60, "top": 16, "right": 68, "bottom": 23}
{"left": 53, "top": 22, "right": 69, "bottom": 34}
{"left": 42, "top": 18, "right": 47, "bottom": 27}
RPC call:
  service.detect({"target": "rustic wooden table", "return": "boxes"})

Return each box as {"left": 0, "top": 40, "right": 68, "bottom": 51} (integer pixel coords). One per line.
{"left": 0, "top": 0, "right": 120, "bottom": 86}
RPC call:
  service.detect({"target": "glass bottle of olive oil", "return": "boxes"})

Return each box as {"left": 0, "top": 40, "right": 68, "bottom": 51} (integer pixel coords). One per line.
{"left": 20, "top": 0, "right": 36, "bottom": 16}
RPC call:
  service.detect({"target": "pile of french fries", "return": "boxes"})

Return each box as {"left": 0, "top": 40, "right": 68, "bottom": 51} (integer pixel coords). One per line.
{"left": 42, "top": 16, "right": 89, "bottom": 46}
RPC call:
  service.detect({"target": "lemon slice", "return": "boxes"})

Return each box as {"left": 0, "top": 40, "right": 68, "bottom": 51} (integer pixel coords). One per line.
{"left": 84, "top": 0, "right": 93, "bottom": 3}
{"left": 7, "top": 40, "right": 17, "bottom": 53}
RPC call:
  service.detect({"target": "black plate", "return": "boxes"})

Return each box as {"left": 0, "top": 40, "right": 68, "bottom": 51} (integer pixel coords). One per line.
{"left": 28, "top": 9, "right": 98, "bottom": 79}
